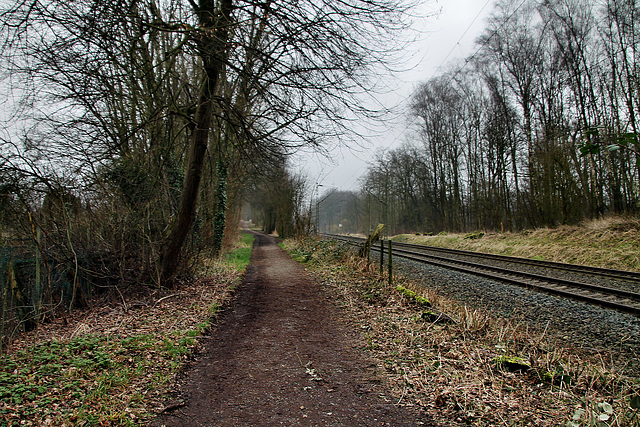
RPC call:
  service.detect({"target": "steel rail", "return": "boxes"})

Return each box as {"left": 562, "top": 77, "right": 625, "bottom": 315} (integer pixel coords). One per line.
{"left": 322, "top": 233, "right": 640, "bottom": 282}
{"left": 392, "top": 241, "right": 640, "bottom": 282}
{"left": 322, "top": 233, "right": 640, "bottom": 316}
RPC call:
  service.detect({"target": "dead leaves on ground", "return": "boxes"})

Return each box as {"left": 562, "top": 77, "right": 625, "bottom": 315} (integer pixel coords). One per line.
{"left": 1, "top": 270, "right": 240, "bottom": 426}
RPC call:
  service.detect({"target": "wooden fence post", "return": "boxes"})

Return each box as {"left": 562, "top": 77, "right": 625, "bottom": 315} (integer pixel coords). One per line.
{"left": 388, "top": 240, "right": 393, "bottom": 286}
{"left": 379, "top": 239, "right": 384, "bottom": 273}
{"left": 35, "top": 227, "right": 41, "bottom": 319}
{"left": 358, "top": 223, "right": 385, "bottom": 261}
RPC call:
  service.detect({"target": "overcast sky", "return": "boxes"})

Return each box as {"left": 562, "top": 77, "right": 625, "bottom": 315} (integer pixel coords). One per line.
{"left": 293, "top": 0, "right": 496, "bottom": 194}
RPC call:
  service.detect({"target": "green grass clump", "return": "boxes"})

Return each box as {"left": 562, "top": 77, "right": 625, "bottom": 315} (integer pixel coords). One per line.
{"left": 225, "top": 232, "right": 255, "bottom": 270}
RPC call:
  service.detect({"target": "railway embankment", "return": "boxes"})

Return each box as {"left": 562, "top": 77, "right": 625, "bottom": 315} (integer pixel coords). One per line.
{"left": 392, "top": 216, "right": 640, "bottom": 273}
{"left": 325, "top": 234, "right": 640, "bottom": 368}
{"left": 300, "top": 217, "right": 640, "bottom": 424}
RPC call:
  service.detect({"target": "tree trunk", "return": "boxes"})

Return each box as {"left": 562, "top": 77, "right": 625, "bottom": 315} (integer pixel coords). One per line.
{"left": 159, "top": 0, "right": 234, "bottom": 285}
{"left": 212, "top": 161, "right": 228, "bottom": 256}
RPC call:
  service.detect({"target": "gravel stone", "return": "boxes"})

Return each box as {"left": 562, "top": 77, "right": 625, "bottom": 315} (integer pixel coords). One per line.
{"left": 388, "top": 254, "right": 640, "bottom": 373}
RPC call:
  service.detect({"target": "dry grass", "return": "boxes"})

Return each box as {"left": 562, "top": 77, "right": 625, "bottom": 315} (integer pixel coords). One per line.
{"left": 395, "top": 216, "right": 640, "bottom": 272}
{"left": 283, "top": 236, "right": 640, "bottom": 426}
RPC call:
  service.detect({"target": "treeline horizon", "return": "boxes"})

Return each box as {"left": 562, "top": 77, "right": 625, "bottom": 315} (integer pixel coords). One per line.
{"left": 322, "top": 0, "right": 640, "bottom": 236}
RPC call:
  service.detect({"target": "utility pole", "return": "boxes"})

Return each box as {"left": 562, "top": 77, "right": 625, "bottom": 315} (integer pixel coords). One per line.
{"left": 316, "top": 187, "right": 336, "bottom": 234}
{"left": 312, "top": 183, "right": 322, "bottom": 233}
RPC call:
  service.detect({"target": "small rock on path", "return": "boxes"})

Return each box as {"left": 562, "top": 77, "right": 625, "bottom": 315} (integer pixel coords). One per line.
{"left": 153, "top": 231, "right": 427, "bottom": 426}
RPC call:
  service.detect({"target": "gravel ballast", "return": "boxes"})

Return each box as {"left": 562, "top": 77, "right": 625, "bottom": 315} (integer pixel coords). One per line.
{"left": 388, "top": 254, "right": 640, "bottom": 373}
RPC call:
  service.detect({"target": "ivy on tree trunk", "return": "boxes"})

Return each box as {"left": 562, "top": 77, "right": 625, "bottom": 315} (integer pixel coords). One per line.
{"left": 213, "top": 161, "right": 228, "bottom": 256}
{"left": 159, "top": 0, "right": 234, "bottom": 285}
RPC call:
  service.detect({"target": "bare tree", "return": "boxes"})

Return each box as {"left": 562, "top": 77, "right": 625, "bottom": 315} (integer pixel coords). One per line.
{"left": 2, "top": 0, "right": 418, "bottom": 287}
{"left": 150, "top": 0, "right": 417, "bottom": 282}
{"left": 357, "top": 0, "right": 640, "bottom": 235}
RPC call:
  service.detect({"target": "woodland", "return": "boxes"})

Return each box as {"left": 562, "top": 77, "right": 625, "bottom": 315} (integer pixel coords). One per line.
{"left": 320, "top": 0, "right": 640, "bottom": 236}
{"left": 0, "top": 0, "right": 411, "bottom": 341}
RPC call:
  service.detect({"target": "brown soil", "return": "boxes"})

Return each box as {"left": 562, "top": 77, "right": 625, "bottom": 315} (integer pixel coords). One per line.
{"left": 152, "top": 232, "right": 428, "bottom": 426}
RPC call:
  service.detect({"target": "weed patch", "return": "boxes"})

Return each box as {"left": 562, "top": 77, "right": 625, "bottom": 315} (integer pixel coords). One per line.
{"left": 0, "top": 333, "right": 195, "bottom": 424}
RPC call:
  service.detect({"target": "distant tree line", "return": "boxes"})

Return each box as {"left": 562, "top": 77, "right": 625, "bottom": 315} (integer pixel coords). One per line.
{"left": 353, "top": 0, "right": 640, "bottom": 235}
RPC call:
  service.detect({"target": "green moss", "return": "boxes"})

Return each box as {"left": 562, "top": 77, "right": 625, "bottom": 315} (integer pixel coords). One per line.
{"left": 396, "top": 285, "right": 431, "bottom": 307}
{"left": 492, "top": 355, "right": 531, "bottom": 372}
{"left": 464, "top": 231, "right": 485, "bottom": 240}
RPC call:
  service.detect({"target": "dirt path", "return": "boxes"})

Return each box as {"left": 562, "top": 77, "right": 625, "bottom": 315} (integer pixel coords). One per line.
{"left": 153, "top": 232, "right": 427, "bottom": 426}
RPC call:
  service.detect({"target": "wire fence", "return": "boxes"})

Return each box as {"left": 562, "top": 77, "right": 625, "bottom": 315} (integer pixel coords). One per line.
{"left": 0, "top": 235, "right": 110, "bottom": 350}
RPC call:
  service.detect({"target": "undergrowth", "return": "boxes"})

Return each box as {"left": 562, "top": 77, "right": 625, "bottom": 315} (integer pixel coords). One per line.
{"left": 1, "top": 232, "right": 255, "bottom": 426}
{"left": 282, "top": 236, "right": 640, "bottom": 426}
{"left": 0, "top": 333, "right": 195, "bottom": 425}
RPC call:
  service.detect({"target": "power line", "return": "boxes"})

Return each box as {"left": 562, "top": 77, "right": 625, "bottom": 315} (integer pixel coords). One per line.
{"left": 327, "top": 0, "right": 532, "bottom": 191}
{"left": 341, "top": 0, "right": 503, "bottom": 190}
{"left": 401, "top": 0, "right": 531, "bottom": 150}
{"left": 430, "top": 0, "right": 494, "bottom": 80}
{"left": 376, "top": 1, "right": 510, "bottom": 159}
{"left": 447, "top": 0, "right": 530, "bottom": 82}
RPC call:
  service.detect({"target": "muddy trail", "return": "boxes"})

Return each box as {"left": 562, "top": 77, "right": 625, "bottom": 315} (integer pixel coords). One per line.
{"left": 153, "top": 231, "right": 428, "bottom": 426}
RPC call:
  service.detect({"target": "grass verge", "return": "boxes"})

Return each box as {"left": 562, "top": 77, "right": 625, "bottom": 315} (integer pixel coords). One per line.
{"left": 282, "top": 236, "right": 640, "bottom": 426}
{"left": 223, "top": 232, "right": 255, "bottom": 272}
{"left": 0, "top": 232, "right": 254, "bottom": 426}
{"left": 392, "top": 216, "right": 640, "bottom": 272}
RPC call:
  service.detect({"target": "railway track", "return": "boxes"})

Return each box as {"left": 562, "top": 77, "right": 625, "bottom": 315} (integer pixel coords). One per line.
{"left": 321, "top": 233, "right": 640, "bottom": 317}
